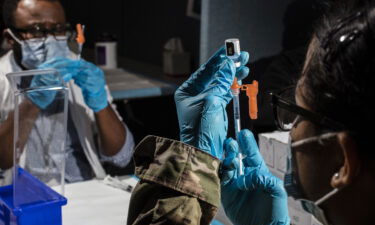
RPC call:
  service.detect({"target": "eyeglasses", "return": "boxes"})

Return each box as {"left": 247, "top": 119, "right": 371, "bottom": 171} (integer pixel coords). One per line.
{"left": 10, "top": 23, "right": 75, "bottom": 41}
{"left": 270, "top": 86, "right": 345, "bottom": 131}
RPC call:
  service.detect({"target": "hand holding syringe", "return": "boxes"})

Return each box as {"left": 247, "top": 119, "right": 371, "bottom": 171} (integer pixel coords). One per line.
{"left": 225, "top": 39, "right": 258, "bottom": 176}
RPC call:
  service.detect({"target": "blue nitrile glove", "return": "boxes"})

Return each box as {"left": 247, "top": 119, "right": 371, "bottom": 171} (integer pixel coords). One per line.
{"left": 27, "top": 69, "right": 71, "bottom": 109}
{"left": 221, "top": 129, "right": 290, "bottom": 225}
{"left": 38, "top": 57, "right": 108, "bottom": 112}
{"left": 38, "top": 57, "right": 79, "bottom": 82}
{"left": 174, "top": 47, "right": 249, "bottom": 159}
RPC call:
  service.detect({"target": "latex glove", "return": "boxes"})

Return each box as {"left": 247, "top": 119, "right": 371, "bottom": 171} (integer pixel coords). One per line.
{"left": 174, "top": 47, "right": 249, "bottom": 159}
{"left": 38, "top": 58, "right": 108, "bottom": 112}
{"left": 221, "top": 129, "right": 290, "bottom": 225}
{"left": 38, "top": 57, "right": 79, "bottom": 82}
{"left": 27, "top": 69, "right": 70, "bottom": 109}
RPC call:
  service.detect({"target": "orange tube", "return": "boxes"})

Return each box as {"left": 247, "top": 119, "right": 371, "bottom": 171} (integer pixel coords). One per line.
{"left": 242, "top": 81, "right": 258, "bottom": 120}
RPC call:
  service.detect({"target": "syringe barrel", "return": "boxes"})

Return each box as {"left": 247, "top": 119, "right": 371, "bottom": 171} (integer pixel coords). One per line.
{"left": 231, "top": 90, "right": 243, "bottom": 175}
{"left": 232, "top": 91, "right": 241, "bottom": 121}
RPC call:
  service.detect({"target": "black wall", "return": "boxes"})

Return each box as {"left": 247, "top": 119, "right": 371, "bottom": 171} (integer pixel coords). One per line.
{"left": 60, "top": 0, "right": 201, "bottom": 67}
{"left": 200, "top": 0, "right": 319, "bottom": 63}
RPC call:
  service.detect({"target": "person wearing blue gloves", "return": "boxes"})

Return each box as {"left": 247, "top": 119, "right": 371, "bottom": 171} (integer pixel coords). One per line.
{"left": 0, "top": 0, "right": 134, "bottom": 183}
{"left": 127, "top": 47, "right": 250, "bottom": 224}
{"left": 127, "top": 45, "right": 289, "bottom": 224}
{"left": 128, "top": 3, "right": 375, "bottom": 225}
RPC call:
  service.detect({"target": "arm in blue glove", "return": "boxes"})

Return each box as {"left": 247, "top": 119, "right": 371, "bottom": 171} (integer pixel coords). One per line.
{"left": 38, "top": 58, "right": 126, "bottom": 157}
{"left": 174, "top": 47, "right": 249, "bottom": 159}
{"left": 221, "top": 129, "right": 290, "bottom": 225}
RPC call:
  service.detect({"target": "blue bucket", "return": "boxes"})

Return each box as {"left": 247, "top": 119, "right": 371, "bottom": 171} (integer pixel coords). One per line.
{"left": 0, "top": 168, "right": 67, "bottom": 225}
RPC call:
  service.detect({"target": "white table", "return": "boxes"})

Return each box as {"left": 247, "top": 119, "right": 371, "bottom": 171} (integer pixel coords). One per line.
{"left": 60, "top": 176, "right": 232, "bottom": 225}
{"left": 105, "top": 68, "right": 179, "bottom": 100}
{"left": 61, "top": 177, "right": 138, "bottom": 225}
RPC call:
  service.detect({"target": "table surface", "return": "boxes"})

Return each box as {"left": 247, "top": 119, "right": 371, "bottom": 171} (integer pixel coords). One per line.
{"left": 101, "top": 56, "right": 188, "bottom": 101}
{"left": 60, "top": 177, "right": 232, "bottom": 225}
{"left": 61, "top": 177, "right": 138, "bottom": 225}
{"left": 81, "top": 48, "right": 189, "bottom": 101}
{"left": 105, "top": 68, "right": 179, "bottom": 100}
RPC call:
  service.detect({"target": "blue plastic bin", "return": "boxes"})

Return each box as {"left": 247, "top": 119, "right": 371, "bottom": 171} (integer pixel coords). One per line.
{"left": 0, "top": 168, "right": 67, "bottom": 225}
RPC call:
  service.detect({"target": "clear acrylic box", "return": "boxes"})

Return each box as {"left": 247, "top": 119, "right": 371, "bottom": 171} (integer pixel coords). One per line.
{"left": 6, "top": 69, "right": 68, "bottom": 207}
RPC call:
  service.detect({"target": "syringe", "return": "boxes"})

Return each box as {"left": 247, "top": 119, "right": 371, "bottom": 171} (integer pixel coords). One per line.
{"left": 76, "top": 24, "right": 86, "bottom": 60}
{"left": 226, "top": 39, "right": 244, "bottom": 176}
{"left": 232, "top": 78, "right": 244, "bottom": 176}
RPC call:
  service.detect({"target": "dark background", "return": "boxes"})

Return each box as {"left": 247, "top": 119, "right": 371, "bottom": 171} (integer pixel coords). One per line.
{"left": 0, "top": 0, "right": 326, "bottom": 144}
{"left": 199, "top": 0, "right": 324, "bottom": 137}
{"left": 0, "top": 0, "right": 329, "bottom": 176}
{"left": 60, "top": 0, "right": 201, "bottom": 68}
{"left": 58, "top": 0, "right": 201, "bottom": 144}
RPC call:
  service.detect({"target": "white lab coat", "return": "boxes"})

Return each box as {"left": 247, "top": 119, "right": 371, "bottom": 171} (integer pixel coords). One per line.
{"left": 0, "top": 51, "right": 134, "bottom": 183}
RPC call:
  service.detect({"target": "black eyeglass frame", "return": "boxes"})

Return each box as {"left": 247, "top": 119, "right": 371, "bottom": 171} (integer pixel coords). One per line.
{"left": 9, "top": 23, "right": 75, "bottom": 41}
{"left": 270, "top": 89, "right": 346, "bottom": 132}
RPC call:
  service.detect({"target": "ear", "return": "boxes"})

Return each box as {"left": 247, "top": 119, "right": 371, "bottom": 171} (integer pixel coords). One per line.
{"left": 331, "top": 132, "right": 360, "bottom": 189}
{"left": 3, "top": 29, "right": 15, "bottom": 47}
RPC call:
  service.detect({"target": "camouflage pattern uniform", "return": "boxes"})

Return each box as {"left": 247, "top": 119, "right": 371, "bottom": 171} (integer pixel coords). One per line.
{"left": 127, "top": 135, "right": 221, "bottom": 225}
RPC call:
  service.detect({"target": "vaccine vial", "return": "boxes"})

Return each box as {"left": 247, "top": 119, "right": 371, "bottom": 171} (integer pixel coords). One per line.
{"left": 225, "top": 38, "right": 241, "bottom": 67}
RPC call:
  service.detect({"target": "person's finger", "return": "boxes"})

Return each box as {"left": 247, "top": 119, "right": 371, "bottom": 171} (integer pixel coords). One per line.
{"left": 235, "top": 66, "right": 249, "bottom": 81}
{"left": 238, "top": 129, "right": 265, "bottom": 168}
{"left": 39, "top": 57, "right": 77, "bottom": 68}
{"left": 222, "top": 139, "right": 239, "bottom": 173}
{"left": 37, "top": 58, "right": 77, "bottom": 83}
{"left": 224, "top": 138, "right": 239, "bottom": 159}
{"left": 206, "top": 46, "right": 227, "bottom": 65}
{"left": 234, "top": 51, "right": 249, "bottom": 80}
{"left": 38, "top": 57, "right": 64, "bottom": 67}
{"left": 236, "top": 170, "right": 286, "bottom": 197}
{"left": 182, "top": 47, "right": 227, "bottom": 88}
{"left": 238, "top": 51, "right": 249, "bottom": 66}
{"left": 221, "top": 138, "right": 240, "bottom": 185}
{"left": 38, "top": 57, "right": 80, "bottom": 74}
{"left": 198, "top": 95, "right": 228, "bottom": 158}
{"left": 222, "top": 91, "right": 233, "bottom": 104}
{"left": 76, "top": 59, "right": 102, "bottom": 71}
{"left": 61, "top": 73, "right": 74, "bottom": 83}
{"left": 176, "top": 47, "right": 231, "bottom": 96}
{"left": 205, "top": 59, "right": 236, "bottom": 95}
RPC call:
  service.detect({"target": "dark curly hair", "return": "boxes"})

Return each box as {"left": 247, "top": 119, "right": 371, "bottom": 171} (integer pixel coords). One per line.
{"left": 301, "top": 1, "right": 375, "bottom": 155}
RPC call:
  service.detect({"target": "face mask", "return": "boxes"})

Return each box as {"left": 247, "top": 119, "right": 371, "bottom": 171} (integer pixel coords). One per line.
{"left": 7, "top": 29, "right": 72, "bottom": 69}
{"left": 284, "top": 132, "right": 340, "bottom": 225}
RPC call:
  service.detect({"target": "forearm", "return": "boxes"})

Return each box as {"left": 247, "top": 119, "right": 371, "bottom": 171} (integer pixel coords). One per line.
{"left": 128, "top": 136, "right": 220, "bottom": 225}
{"left": 94, "top": 104, "right": 126, "bottom": 156}
{"left": 0, "top": 100, "right": 40, "bottom": 169}
{"left": 0, "top": 114, "right": 14, "bottom": 169}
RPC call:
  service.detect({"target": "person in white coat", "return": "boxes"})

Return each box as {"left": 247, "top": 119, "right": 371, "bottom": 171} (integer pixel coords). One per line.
{"left": 0, "top": 0, "right": 134, "bottom": 183}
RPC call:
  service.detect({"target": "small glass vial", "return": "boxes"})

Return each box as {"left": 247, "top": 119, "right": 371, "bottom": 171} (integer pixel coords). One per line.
{"left": 225, "top": 38, "right": 241, "bottom": 67}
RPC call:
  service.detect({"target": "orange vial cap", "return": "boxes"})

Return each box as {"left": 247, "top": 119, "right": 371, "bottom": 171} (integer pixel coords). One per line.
{"left": 76, "top": 24, "right": 85, "bottom": 44}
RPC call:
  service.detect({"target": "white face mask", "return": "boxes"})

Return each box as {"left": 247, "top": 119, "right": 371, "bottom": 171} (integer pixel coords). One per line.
{"left": 284, "top": 132, "right": 340, "bottom": 225}
{"left": 7, "top": 29, "right": 72, "bottom": 69}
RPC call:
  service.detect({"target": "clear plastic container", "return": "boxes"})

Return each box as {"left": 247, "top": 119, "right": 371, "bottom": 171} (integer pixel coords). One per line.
{"left": 6, "top": 69, "right": 68, "bottom": 207}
